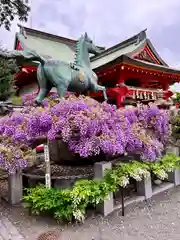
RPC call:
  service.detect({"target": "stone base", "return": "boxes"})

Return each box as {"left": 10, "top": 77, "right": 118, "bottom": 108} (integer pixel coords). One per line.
{"left": 94, "top": 162, "right": 114, "bottom": 216}
{"left": 54, "top": 179, "right": 73, "bottom": 189}
{"left": 168, "top": 169, "right": 180, "bottom": 186}
{"left": 136, "top": 176, "right": 152, "bottom": 200}
{"left": 96, "top": 193, "right": 114, "bottom": 217}
{"left": 8, "top": 171, "right": 23, "bottom": 205}
{"left": 166, "top": 146, "right": 179, "bottom": 155}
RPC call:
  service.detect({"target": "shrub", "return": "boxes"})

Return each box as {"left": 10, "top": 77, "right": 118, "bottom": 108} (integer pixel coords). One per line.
{"left": 23, "top": 154, "right": 180, "bottom": 222}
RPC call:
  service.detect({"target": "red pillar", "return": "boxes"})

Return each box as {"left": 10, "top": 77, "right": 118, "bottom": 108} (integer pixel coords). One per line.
{"left": 117, "top": 95, "right": 123, "bottom": 108}
{"left": 162, "top": 82, "right": 169, "bottom": 91}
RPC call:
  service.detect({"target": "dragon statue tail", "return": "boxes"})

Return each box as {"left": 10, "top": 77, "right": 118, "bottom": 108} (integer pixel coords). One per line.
{"left": 0, "top": 49, "right": 45, "bottom": 65}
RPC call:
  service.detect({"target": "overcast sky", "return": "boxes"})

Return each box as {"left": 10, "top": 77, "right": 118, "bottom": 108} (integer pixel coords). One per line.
{"left": 0, "top": 0, "right": 180, "bottom": 68}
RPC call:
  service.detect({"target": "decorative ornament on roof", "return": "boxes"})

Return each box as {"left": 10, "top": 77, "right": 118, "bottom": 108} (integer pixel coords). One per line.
{"left": 135, "top": 28, "right": 147, "bottom": 45}
{"left": 18, "top": 25, "right": 27, "bottom": 39}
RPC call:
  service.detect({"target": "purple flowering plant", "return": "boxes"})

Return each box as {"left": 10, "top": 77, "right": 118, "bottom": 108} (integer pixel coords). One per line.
{"left": 0, "top": 94, "right": 170, "bottom": 173}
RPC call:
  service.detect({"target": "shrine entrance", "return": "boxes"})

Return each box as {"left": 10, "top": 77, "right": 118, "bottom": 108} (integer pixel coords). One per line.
{"left": 125, "top": 78, "right": 141, "bottom": 88}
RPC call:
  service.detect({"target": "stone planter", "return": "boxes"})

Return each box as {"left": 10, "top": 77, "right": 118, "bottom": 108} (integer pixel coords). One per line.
{"left": 48, "top": 140, "right": 75, "bottom": 164}
{"left": 48, "top": 139, "right": 107, "bottom": 165}
{"left": 32, "top": 138, "right": 134, "bottom": 166}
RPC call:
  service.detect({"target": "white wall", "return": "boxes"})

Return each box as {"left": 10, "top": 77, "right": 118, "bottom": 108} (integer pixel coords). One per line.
{"left": 19, "top": 83, "right": 58, "bottom": 96}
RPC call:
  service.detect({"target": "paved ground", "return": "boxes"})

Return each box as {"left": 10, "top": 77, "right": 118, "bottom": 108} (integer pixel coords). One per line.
{"left": 1, "top": 187, "right": 180, "bottom": 239}
{"left": 0, "top": 216, "right": 25, "bottom": 239}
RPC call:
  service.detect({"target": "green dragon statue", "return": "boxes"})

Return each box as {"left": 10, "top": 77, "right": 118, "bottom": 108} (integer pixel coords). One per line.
{"left": 0, "top": 26, "right": 107, "bottom": 104}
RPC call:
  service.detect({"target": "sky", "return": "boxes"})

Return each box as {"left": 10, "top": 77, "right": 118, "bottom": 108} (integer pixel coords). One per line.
{"left": 0, "top": 0, "right": 180, "bottom": 69}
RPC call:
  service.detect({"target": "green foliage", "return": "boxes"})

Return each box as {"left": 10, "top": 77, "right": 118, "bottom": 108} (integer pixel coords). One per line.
{"left": 0, "top": 0, "right": 30, "bottom": 30}
{"left": 176, "top": 93, "right": 180, "bottom": 102}
{"left": 0, "top": 56, "right": 16, "bottom": 101}
{"left": 148, "top": 154, "right": 179, "bottom": 180}
{"left": 11, "top": 95, "right": 22, "bottom": 105}
{"left": 171, "top": 113, "right": 180, "bottom": 140}
{"left": 23, "top": 154, "right": 180, "bottom": 222}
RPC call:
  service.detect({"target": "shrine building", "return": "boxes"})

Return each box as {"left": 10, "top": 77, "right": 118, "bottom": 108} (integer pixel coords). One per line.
{"left": 14, "top": 26, "right": 179, "bottom": 107}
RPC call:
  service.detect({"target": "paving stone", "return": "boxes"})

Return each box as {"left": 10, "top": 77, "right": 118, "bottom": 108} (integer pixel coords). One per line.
{"left": 0, "top": 217, "right": 24, "bottom": 240}
{"left": 2, "top": 188, "right": 180, "bottom": 239}
{"left": 0, "top": 219, "right": 12, "bottom": 239}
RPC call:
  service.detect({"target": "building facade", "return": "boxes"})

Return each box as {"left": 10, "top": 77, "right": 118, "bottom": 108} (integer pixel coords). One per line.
{"left": 14, "top": 26, "right": 179, "bottom": 107}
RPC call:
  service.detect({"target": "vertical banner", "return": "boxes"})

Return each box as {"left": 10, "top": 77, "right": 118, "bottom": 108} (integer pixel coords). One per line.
{"left": 44, "top": 143, "right": 51, "bottom": 188}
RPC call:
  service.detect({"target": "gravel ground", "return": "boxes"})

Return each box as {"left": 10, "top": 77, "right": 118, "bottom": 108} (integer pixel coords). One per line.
{"left": 1, "top": 187, "right": 180, "bottom": 239}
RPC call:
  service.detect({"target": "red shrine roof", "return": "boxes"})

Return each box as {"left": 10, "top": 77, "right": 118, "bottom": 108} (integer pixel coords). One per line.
{"left": 91, "top": 29, "right": 168, "bottom": 68}
{"left": 90, "top": 29, "right": 180, "bottom": 81}
{"left": 94, "top": 55, "right": 180, "bottom": 76}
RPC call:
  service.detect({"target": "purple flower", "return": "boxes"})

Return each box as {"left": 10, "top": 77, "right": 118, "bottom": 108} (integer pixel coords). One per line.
{"left": 12, "top": 130, "right": 27, "bottom": 143}
{"left": 39, "top": 113, "right": 53, "bottom": 132}
{"left": 0, "top": 95, "right": 170, "bottom": 173}
{"left": 4, "top": 125, "right": 16, "bottom": 136}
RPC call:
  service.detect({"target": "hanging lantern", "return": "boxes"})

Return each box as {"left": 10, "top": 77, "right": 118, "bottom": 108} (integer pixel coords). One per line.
{"left": 151, "top": 92, "right": 154, "bottom": 100}
{"left": 22, "top": 68, "right": 28, "bottom": 73}
{"left": 144, "top": 91, "right": 147, "bottom": 99}
{"left": 139, "top": 92, "right": 143, "bottom": 99}
{"left": 143, "top": 93, "right": 145, "bottom": 99}
{"left": 136, "top": 90, "right": 139, "bottom": 99}
{"left": 132, "top": 90, "right": 136, "bottom": 99}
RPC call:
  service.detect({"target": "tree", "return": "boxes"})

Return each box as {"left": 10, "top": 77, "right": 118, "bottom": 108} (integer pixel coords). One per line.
{"left": 0, "top": 54, "right": 17, "bottom": 101}
{"left": 0, "top": 0, "right": 30, "bottom": 30}
{"left": 176, "top": 93, "right": 180, "bottom": 102}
